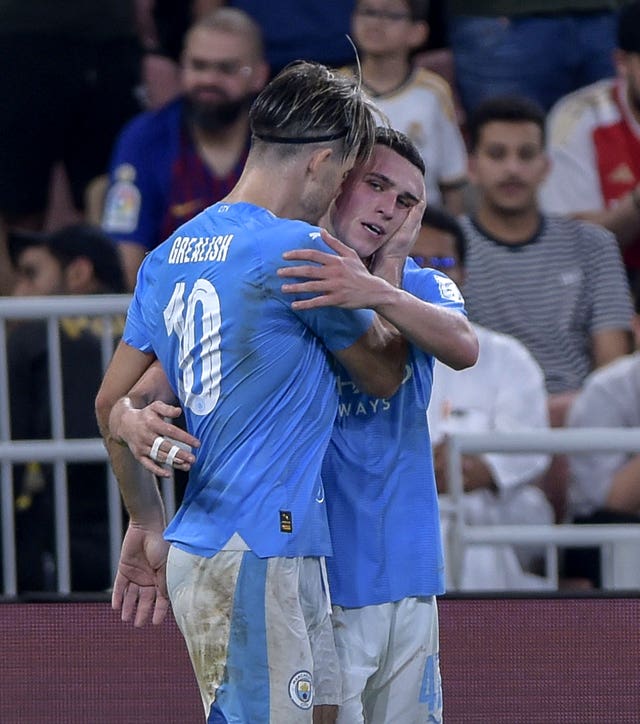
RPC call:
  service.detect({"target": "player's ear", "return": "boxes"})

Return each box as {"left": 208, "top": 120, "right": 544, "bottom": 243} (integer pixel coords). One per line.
{"left": 307, "top": 147, "right": 334, "bottom": 176}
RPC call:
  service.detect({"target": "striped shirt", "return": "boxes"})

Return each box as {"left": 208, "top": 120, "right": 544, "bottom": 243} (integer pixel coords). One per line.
{"left": 460, "top": 214, "right": 633, "bottom": 393}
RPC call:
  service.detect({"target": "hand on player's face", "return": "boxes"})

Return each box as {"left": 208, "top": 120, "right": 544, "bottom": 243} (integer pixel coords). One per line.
{"left": 330, "top": 144, "right": 425, "bottom": 260}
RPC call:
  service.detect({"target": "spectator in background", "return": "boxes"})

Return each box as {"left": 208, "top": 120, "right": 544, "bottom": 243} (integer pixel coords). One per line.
{"left": 342, "top": 0, "right": 468, "bottom": 215}
{"left": 448, "top": 0, "right": 623, "bottom": 117}
{"left": 540, "top": 0, "right": 640, "bottom": 284}
{"left": 198, "top": 1, "right": 356, "bottom": 77}
{"left": 102, "top": 7, "right": 269, "bottom": 290}
{"left": 7, "top": 224, "right": 126, "bottom": 592}
{"left": 565, "top": 293, "right": 640, "bottom": 586}
{"left": 460, "top": 96, "right": 634, "bottom": 520}
{"left": 417, "top": 207, "right": 553, "bottom": 591}
{"left": 145, "top": 0, "right": 356, "bottom": 106}
{"left": 0, "top": 0, "right": 143, "bottom": 295}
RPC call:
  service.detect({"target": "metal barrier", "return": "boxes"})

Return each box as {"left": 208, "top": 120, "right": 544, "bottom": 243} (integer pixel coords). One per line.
{"left": 444, "top": 429, "right": 640, "bottom": 590}
{"left": 0, "top": 295, "right": 177, "bottom": 597}
{"left": 3, "top": 297, "right": 640, "bottom": 595}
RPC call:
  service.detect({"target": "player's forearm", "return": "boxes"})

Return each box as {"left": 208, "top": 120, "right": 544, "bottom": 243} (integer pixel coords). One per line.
{"left": 103, "top": 435, "right": 167, "bottom": 528}
{"left": 372, "top": 282, "right": 478, "bottom": 370}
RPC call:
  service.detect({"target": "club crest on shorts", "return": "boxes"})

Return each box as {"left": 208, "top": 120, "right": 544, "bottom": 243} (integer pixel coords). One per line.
{"left": 289, "top": 670, "right": 313, "bottom": 709}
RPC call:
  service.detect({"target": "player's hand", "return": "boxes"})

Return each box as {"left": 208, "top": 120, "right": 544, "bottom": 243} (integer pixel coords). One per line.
{"left": 278, "top": 228, "right": 384, "bottom": 310}
{"left": 112, "top": 523, "right": 170, "bottom": 627}
{"left": 110, "top": 400, "right": 200, "bottom": 478}
{"left": 368, "top": 197, "right": 426, "bottom": 277}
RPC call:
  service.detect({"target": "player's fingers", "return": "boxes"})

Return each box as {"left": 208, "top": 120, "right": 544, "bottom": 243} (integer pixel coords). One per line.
{"left": 111, "top": 572, "right": 127, "bottom": 612}
{"left": 141, "top": 455, "right": 173, "bottom": 478}
{"left": 152, "top": 594, "right": 171, "bottom": 626}
{"left": 281, "top": 280, "right": 330, "bottom": 295}
{"left": 281, "top": 248, "right": 330, "bottom": 264}
{"left": 133, "top": 586, "right": 156, "bottom": 628}
{"left": 160, "top": 425, "right": 200, "bottom": 450}
{"left": 319, "top": 227, "right": 351, "bottom": 254}
{"left": 148, "top": 401, "right": 184, "bottom": 419}
{"left": 290, "top": 295, "right": 335, "bottom": 311}
{"left": 120, "top": 582, "right": 139, "bottom": 623}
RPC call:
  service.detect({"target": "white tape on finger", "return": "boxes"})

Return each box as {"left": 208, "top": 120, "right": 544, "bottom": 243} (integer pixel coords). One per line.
{"left": 150, "top": 436, "right": 164, "bottom": 462}
{"left": 165, "top": 445, "right": 181, "bottom": 467}
{"left": 162, "top": 437, "right": 193, "bottom": 469}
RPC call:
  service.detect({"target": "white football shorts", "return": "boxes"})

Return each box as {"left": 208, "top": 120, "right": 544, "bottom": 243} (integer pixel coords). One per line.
{"left": 167, "top": 545, "right": 341, "bottom": 722}
{"left": 332, "top": 595, "right": 442, "bottom": 723}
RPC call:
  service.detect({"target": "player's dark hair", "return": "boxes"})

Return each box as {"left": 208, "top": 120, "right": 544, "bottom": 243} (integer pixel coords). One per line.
{"left": 249, "top": 60, "right": 379, "bottom": 163}
{"left": 467, "top": 95, "right": 546, "bottom": 151}
{"left": 617, "top": 0, "right": 640, "bottom": 54}
{"left": 374, "top": 126, "right": 425, "bottom": 177}
{"left": 46, "top": 224, "right": 126, "bottom": 293}
{"left": 421, "top": 206, "right": 467, "bottom": 265}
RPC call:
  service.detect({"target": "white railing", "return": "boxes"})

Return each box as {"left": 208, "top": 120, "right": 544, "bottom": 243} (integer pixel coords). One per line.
{"left": 444, "top": 429, "right": 640, "bottom": 590}
{"left": 3, "top": 297, "right": 640, "bottom": 595}
{"left": 0, "top": 295, "right": 177, "bottom": 597}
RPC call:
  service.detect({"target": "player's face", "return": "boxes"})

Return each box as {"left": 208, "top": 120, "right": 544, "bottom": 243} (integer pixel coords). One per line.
{"left": 470, "top": 121, "right": 549, "bottom": 216}
{"left": 411, "top": 226, "right": 464, "bottom": 286}
{"left": 181, "top": 27, "right": 267, "bottom": 130}
{"left": 330, "top": 144, "right": 425, "bottom": 259}
{"left": 13, "top": 247, "right": 64, "bottom": 296}
{"left": 352, "top": 0, "right": 418, "bottom": 57}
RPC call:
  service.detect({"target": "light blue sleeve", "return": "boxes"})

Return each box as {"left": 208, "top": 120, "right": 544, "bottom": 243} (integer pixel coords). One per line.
{"left": 260, "top": 220, "right": 375, "bottom": 351}
{"left": 122, "top": 259, "right": 154, "bottom": 354}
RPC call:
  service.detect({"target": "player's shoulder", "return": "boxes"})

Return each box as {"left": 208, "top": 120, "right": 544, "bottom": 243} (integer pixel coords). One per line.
{"left": 403, "top": 259, "right": 465, "bottom": 306}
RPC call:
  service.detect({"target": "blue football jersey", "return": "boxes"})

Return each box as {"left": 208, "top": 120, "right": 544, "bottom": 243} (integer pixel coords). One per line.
{"left": 323, "top": 259, "right": 467, "bottom": 606}
{"left": 124, "top": 201, "right": 374, "bottom": 558}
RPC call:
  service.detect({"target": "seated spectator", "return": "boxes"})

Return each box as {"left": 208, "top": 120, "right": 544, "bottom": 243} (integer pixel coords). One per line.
{"left": 341, "top": 0, "right": 468, "bottom": 214}
{"left": 565, "top": 299, "right": 640, "bottom": 586}
{"left": 448, "top": 0, "right": 619, "bottom": 116}
{"left": 7, "top": 224, "right": 125, "bottom": 592}
{"left": 102, "top": 7, "right": 269, "bottom": 290}
{"left": 417, "top": 207, "right": 553, "bottom": 590}
{"left": 540, "top": 0, "right": 640, "bottom": 284}
{"left": 0, "top": 0, "right": 143, "bottom": 296}
{"left": 460, "top": 95, "right": 634, "bottom": 521}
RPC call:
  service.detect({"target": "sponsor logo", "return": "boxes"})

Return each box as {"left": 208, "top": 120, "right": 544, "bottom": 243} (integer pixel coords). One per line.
{"left": 289, "top": 671, "right": 313, "bottom": 710}
{"left": 434, "top": 274, "right": 464, "bottom": 304}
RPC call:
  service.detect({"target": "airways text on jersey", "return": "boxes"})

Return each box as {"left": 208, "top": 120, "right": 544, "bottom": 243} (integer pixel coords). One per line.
{"left": 168, "top": 234, "right": 234, "bottom": 264}
{"left": 337, "top": 365, "right": 413, "bottom": 418}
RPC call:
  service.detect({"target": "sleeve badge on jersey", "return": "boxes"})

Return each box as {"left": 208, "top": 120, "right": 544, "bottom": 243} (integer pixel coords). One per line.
{"left": 434, "top": 273, "right": 464, "bottom": 303}
{"left": 102, "top": 164, "right": 141, "bottom": 234}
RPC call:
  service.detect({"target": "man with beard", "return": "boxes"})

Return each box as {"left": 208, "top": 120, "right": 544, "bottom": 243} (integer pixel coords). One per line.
{"left": 102, "top": 7, "right": 269, "bottom": 290}
{"left": 540, "top": 0, "right": 640, "bottom": 286}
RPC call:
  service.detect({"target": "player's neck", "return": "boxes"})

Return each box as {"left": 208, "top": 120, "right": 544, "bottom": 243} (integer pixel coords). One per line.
{"left": 224, "top": 166, "right": 304, "bottom": 219}
{"left": 474, "top": 200, "right": 543, "bottom": 245}
{"left": 361, "top": 54, "right": 412, "bottom": 96}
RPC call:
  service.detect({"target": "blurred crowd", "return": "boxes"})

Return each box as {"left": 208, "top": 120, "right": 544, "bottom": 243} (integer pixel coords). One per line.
{"left": 2, "top": 0, "right": 640, "bottom": 593}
